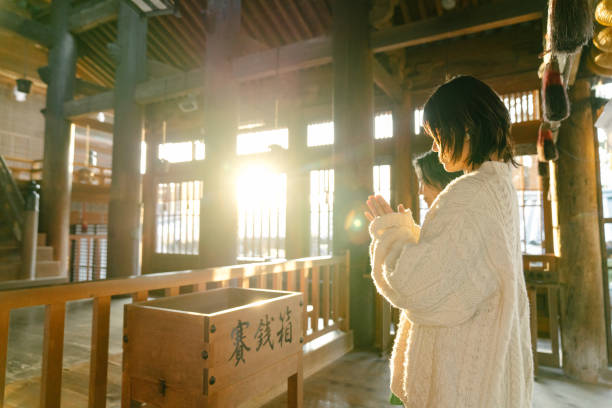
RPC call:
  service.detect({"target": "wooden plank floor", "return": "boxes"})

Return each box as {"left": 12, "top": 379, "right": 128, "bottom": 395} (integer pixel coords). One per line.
{"left": 5, "top": 298, "right": 612, "bottom": 407}
{"left": 263, "top": 351, "right": 612, "bottom": 408}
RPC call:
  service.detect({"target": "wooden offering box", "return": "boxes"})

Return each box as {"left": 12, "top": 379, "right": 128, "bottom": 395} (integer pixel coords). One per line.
{"left": 123, "top": 287, "right": 303, "bottom": 407}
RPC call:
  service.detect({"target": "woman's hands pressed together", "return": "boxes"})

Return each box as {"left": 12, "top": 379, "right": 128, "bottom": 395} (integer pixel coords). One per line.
{"left": 365, "top": 195, "right": 408, "bottom": 222}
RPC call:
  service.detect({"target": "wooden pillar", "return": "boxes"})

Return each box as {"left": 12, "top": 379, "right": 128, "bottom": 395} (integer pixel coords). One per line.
{"left": 199, "top": 0, "right": 240, "bottom": 267}
{"left": 40, "top": 0, "right": 77, "bottom": 275}
{"left": 332, "top": 0, "right": 375, "bottom": 347}
{"left": 107, "top": 2, "right": 147, "bottom": 278}
{"left": 551, "top": 79, "right": 607, "bottom": 382}
{"left": 286, "top": 109, "right": 309, "bottom": 259}
{"left": 393, "top": 93, "right": 419, "bottom": 216}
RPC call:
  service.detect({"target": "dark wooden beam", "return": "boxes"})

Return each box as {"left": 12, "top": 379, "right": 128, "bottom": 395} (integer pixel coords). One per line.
{"left": 373, "top": 59, "right": 403, "bottom": 103}
{"left": 0, "top": 9, "right": 53, "bottom": 47}
{"left": 64, "top": 0, "right": 544, "bottom": 114}
{"left": 371, "top": 0, "right": 545, "bottom": 53}
{"left": 69, "top": 0, "right": 118, "bottom": 34}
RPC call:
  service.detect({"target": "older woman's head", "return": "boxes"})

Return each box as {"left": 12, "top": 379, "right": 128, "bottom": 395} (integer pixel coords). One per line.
{"left": 413, "top": 151, "right": 463, "bottom": 207}
{"left": 423, "top": 75, "right": 515, "bottom": 173}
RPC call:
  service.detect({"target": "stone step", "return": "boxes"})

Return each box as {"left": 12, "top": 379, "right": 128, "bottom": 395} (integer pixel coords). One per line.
{"left": 0, "top": 245, "right": 54, "bottom": 261}
{"left": 0, "top": 260, "right": 62, "bottom": 280}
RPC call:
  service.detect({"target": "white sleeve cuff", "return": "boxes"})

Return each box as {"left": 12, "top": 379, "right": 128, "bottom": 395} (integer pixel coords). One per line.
{"left": 368, "top": 211, "right": 417, "bottom": 240}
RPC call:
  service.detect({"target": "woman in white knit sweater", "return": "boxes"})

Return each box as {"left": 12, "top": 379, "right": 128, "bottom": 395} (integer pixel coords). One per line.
{"left": 366, "top": 75, "right": 533, "bottom": 407}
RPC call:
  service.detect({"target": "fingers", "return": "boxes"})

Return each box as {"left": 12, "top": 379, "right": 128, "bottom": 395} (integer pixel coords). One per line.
{"left": 398, "top": 204, "right": 405, "bottom": 213}
{"left": 364, "top": 211, "right": 374, "bottom": 222}
{"left": 366, "top": 196, "right": 379, "bottom": 217}
{"left": 375, "top": 195, "right": 393, "bottom": 214}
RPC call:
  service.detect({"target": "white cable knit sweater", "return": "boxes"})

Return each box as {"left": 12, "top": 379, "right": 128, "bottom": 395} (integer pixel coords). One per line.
{"left": 369, "top": 161, "right": 533, "bottom": 407}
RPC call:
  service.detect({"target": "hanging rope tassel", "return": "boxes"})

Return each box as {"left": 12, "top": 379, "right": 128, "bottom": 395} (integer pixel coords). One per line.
{"left": 550, "top": 0, "right": 593, "bottom": 54}
{"left": 538, "top": 122, "right": 559, "bottom": 162}
{"left": 542, "top": 56, "right": 570, "bottom": 122}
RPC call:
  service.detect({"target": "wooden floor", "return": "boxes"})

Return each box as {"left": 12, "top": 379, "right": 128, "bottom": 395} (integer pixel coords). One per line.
{"left": 263, "top": 351, "right": 612, "bottom": 408}
{"left": 4, "top": 298, "right": 612, "bottom": 407}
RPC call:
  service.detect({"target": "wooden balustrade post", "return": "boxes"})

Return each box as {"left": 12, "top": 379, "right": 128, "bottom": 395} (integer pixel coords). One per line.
{"left": 311, "top": 267, "right": 320, "bottom": 334}
{"left": 340, "top": 253, "right": 351, "bottom": 332}
{"left": 273, "top": 273, "right": 282, "bottom": 290}
{"left": 94, "top": 237, "right": 102, "bottom": 280}
{"left": 0, "top": 309, "right": 9, "bottom": 408}
{"left": 322, "top": 266, "right": 330, "bottom": 328}
{"left": 40, "top": 303, "right": 66, "bottom": 408}
{"left": 132, "top": 291, "right": 148, "bottom": 303}
{"left": 89, "top": 296, "right": 111, "bottom": 408}
{"left": 332, "top": 265, "right": 340, "bottom": 323}
{"left": 165, "top": 287, "right": 180, "bottom": 297}
{"left": 257, "top": 274, "right": 266, "bottom": 289}
{"left": 287, "top": 270, "right": 296, "bottom": 292}
{"left": 300, "top": 269, "right": 308, "bottom": 336}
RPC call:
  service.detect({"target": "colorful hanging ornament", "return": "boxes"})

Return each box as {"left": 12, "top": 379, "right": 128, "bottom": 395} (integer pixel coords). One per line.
{"left": 537, "top": 160, "right": 550, "bottom": 177}
{"left": 549, "top": 0, "right": 593, "bottom": 54}
{"left": 537, "top": 122, "right": 559, "bottom": 162}
{"left": 541, "top": 56, "right": 570, "bottom": 122}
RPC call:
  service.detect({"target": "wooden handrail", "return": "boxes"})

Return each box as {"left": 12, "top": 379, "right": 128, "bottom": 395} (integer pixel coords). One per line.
{"left": 0, "top": 254, "right": 350, "bottom": 408}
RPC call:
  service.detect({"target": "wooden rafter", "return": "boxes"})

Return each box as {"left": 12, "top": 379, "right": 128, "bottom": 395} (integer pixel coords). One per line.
{"left": 287, "top": 0, "right": 314, "bottom": 38}
{"left": 273, "top": 0, "right": 303, "bottom": 41}
{"left": 0, "top": 9, "right": 52, "bottom": 47}
{"left": 300, "top": 0, "right": 325, "bottom": 36}
{"left": 244, "top": 0, "right": 281, "bottom": 47}
{"left": 65, "top": 0, "right": 545, "bottom": 116}
{"left": 257, "top": 0, "right": 294, "bottom": 44}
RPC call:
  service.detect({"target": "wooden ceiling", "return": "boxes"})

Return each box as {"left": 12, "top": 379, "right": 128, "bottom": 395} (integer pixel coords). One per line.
{"left": 0, "top": 0, "right": 535, "bottom": 95}
{"left": 0, "top": 0, "right": 541, "bottom": 103}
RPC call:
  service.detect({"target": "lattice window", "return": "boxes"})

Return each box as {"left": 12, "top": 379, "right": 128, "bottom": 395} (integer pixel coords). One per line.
{"left": 237, "top": 167, "right": 286, "bottom": 261}
{"left": 375, "top": 112, "right": 393, "bottom": 140}
{"left": 237, "top": 128, "right": 288, "bottom": 155}
{"left": 70, "top": 224, "right": 107, "bottom": 282}
{"left": 158, "top": 140, "right": 205, "bottom": 163}
{"left": 155, "top": 180, "right": 203, "bottom": 254}
{"left": 512, "top": 155, "right": 544, "bottom": 254}
{"left": 501, "top": 90, "right": 540, "bottom": 123}
{"left": 373, "top": 164, "right": 391, "bottom": 203}
{"left": 307, "top": 122, "right": 334, "bottom": 147}
{"left": 310, "top": 169, "right": 334, "bottom": 256}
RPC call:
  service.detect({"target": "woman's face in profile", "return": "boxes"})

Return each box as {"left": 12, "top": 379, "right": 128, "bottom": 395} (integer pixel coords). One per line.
{"left": 431, "top": 138, "right": 470, "bottom": 173}
{"left": 420, "top": 181, "right": 442, "bottom": 207}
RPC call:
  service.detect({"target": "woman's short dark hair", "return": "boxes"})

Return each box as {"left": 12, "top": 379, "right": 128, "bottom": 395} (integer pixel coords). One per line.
{"left": 422, "top": 75, "right": 515, "bottom": 167}
{"left": 413, "top": 151, "right": 463, "bottom": 191}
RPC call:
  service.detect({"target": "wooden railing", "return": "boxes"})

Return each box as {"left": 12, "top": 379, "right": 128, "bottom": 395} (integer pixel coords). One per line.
{"left": 2, "top": 157, "right": 42, "bottom": 182}
{"left": 523, "top": 254, "right": 561, "bottom": 370}
{"left": 0, "top": 253, "right": 350, "bottom": 408}
{"left": 3, "top": 156, "right": 112, "bottom": 186}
